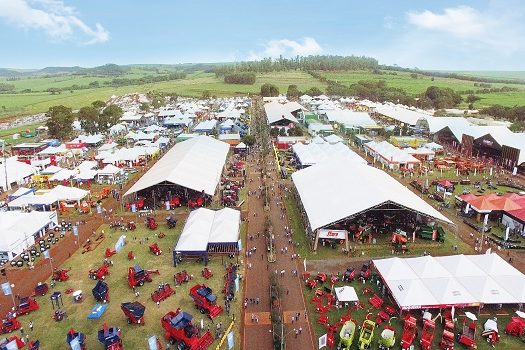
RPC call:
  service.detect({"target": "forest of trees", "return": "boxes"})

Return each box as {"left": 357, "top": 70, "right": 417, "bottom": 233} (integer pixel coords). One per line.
{"left": 223, "top": 72, "right": 256, "bottom": 84}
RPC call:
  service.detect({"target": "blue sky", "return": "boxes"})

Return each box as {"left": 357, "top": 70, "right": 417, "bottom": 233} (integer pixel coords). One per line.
{"left": 0, "top": 0, "right": 524, "bottom": 70}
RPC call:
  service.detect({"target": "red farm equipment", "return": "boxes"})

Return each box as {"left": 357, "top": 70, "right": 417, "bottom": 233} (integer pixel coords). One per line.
{"left": 149, "top": 242, "right": 162, "bottom": 256}
{"left": 92, "top": 280, "right": 110, "bottom": 303}
{"left": 223, "top": 264, "right": 237, "bottom": 301}
{"left": 15, "top": 296, "right": 39, "bottom": 316}
{"left": 105, "top": 248, "right": 117, "bottom": 258}
{"left": 66, "top": 328, "right": 87, "bottom": 350}
{"left": 482, "top": 318, "right": 499, "bottom": 346}
{"left": 34, "top": 282, "right": 49, "bottom": 296}
{"left": 439, "top": 319, "right": 455, "bottom": 350}
{"left": 161, "top": 309, "right": 214, "bottom": 350}
{"left": 121, "top": 302, "right": 145, "bottom": 325}
{"left": 89, "top": 261, "right": 110, "bottom": 280}
{"left": 127, "top": 265, "right": 158, "bottom": 288}
{"left": 52, "top": 268, "right": 71, "bottom": 282}
{"left": 97, "top": 324, "right": 123, "bottom": 350}
{"left": 457, "top": 318, "right": 477, "bottom": 348}
{"left": 151, "top": 283, "right": 175, "bottom": 303}
{"left": 28, "top": 340, "right": 40, "bottom": 350}
{"left": 166, "top": 216, "right": 177, "bottom": 229}
{"left": 146, "top": 217, "right": 158, "bottom": 230}
{"left": 0, "top": 336, "right": 25, "bottom": 350}
{"left": 174, "top": 270, "right": 193, "bottom": 285}
{"left": 359, "top": 263, "right": 371, "bottom": 281}
{"left": 342, "top": 268, "right": 356, "bottom": 282}
{"left": 189, "top": 284, "right": 224, "bottom": 319}
{"left": 401, "top": 315, "right": 417, "bottom": 350}
{"left": 420, "top": 319, "right": 436, "bottom": 350}
{"left": 201, "top": 268, "right": 213, "bottom": 279}
{"left": 0, "top": 316, "right": 21, "bottom": 335}
{"left": 505, "top": 316, "right": 525, "bottom": 337}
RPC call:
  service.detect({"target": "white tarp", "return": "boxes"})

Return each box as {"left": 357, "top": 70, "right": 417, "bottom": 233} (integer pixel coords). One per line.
{"left": 125, "top": 136, "right": 229, "bottom": 196}
{"left": 334, "top": 286, "right": 359, "bottom": 303}
{"left": 292, "top": 159, "right": 452, "bottom": 231}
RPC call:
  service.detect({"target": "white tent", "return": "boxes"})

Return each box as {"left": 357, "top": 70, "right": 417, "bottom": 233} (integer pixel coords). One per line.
{"left": 389, "top": 279, "right": 439, "bottom": 309}
{"left": 235, "top": 142, "right": 247, "bottom": 149}
{"left": 460, "top": 275, "right": 517, "bottom": 304}
{"left": 421, "top": 277, "right": 477, "bottom": 306}
{"left": 125, "top": 136, "right": 229, "bottom": 197}
{"left": 334, "top": 286, "right": 359, "bottom": 303}
{"left": 405, "top": 256, "right": 451, "bottom": 278}
{"left": 0, "top": 157, "right": 36, "bottom": 191}
{"left": 292, "top": 159, "right": 452, "bottom": 231}
{"left": 41, "top": 165, "right": 64, "bottom": 175}
{"left": 50, "top": 169, "right": 76, "bottom": 181}
{"left": 292, "top": 142, "right": 365, "bottom": 167}
{"left": 98, "top": 164, "right": 122, "bottom": 177}
{"left": 324, "top": 134, "right": 344, "bottom": 144}
{"left": 49, "top": 185, "right": 89, "bottom": 202}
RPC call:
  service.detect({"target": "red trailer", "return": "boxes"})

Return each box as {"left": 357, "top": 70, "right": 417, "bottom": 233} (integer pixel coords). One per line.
{"left": 89, "top": 261, "right": 110, "bottom": 280}
{"left": 189, "top": 284, "right": 224, "bottom": 319}
{"left": 149, "top": 243, "right": 162, "bottom": 256}
{"left": 92, "top": 280, "right": 110, "bottom": 303}
{"left": 161, "top": 309, "right": 213, "bottom": 350}
{"left": 151, "top": 283, "right": 175, "bottom": 303}
{"left": 146, "top": 217, "right": 158, "bottom": 230}
{"left": 400, "top": 315, "right": 417, "bottom": 350}
{"left": 121, "top": 302, "right": 145, "bottom": 325}
{"left": 15, "top": 296, "right": 39, "bottom": 316}
{"left": 98, "top": 324, "right": 123, "bottom": 350}
{"left": 420, "top": 319, "right": 436, "bottom": 350}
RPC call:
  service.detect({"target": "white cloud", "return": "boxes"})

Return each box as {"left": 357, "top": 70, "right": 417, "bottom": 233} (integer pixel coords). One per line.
{"left": 248, "top": 37, "right": 322, "bottom": 60}
{"left": 408, "top": 6, "right": 486, "bottom": 38}
{"left": 0, "top": 0, "right": 109, "bottom": 44}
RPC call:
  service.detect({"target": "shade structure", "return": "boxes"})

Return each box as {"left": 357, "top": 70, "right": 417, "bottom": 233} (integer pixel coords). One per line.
{"left": 125, "top": 135, "right": 229, "bottom": 197}
{"left": 292, "top": 159, "right": 452, "bottom": 231}
{"left": 334, "top": 286, "right": 359, "bottom": 303}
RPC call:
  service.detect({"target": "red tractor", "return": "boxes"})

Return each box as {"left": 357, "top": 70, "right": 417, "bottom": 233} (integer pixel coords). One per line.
{"left": 127, "top": 251, "right": 134, "bottom": 260}
{"left": 127, "top": 265, "right": 159, "bottom": 288}
{"left": 52, "top": 268, "right": 71, "bottom": 282}
{"left": 146, "top": 217, "right": 158, "bottom": 230}
{"left": 505, "top": 316, "right": 525, "bottom": 337}
{"left": 97, "top": 324, "right": 123, "bottom": 350}
{"left": 89, "top": 261, "right": 110, "bottom": 280}
{"left": 316, "top": 272, "right": 327, "bottom": 283}
{"left": 149, "top": 242, "right": 162, "bottom": 256}
{"left": 439, "top": 319, "right": 455, "bottom": 350}
{"left": 342, "top": 268, "right": 356, "bottom": 282}
{"left": 305, "top": 279, "right": 317, "bottom": 289}
{"left": 161, "top": 309, "right": 214, "bottom": 350}
{"left": 359, "top": 263, "right": 371, "bottom": 281}
{"left": 151, "top": 283, "right": 175, "bottom": 303}
{"left": 66, "top": 328, "right": 87, "bottom": 350}
{"left": 15, "top": 296, "right": 39, "bottom": 316}
{"left": 28, "top": 340, "right": 40, "bottom": 350}
{"left": 189, "top": 284, "right": 224, "bottom": 319}
{"left": 174, "top": 270, "right": 193, "bottom": 285}
{"left": 420, "top": 319, "right": 436, "bottom": 350}
{"left": 121, "top": 302, "right": 145, "bottom": 325}
{"left": 0, "top": 316, "right": 21, "bottom": 334}
{"left": 401, "top": 315, "right": 417, "bottom": 350}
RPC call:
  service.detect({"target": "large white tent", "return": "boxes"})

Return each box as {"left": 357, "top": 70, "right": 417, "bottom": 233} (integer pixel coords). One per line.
{"left": 0, "top": 157, "right": 37, "bottom": 191}
{"left": 125, "top": 135, "right": 229, "bottom": 197}
{"left": 292, "top": 142, "right": 366, "bottom": 167}
{"left": 0, "top": 211, "right": 58, "bottom": 260}
{"left": 292, "top": 159, "right": 452, "bottom": 232}
{"left": 8, "top": 185, "right": 88, "bottom": 210}
{"left": 374, "top": 254, "right": 525, "bottom": 310}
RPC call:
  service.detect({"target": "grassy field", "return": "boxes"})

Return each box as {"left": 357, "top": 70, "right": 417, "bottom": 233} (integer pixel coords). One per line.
{"left": 15, "top": 218, "right": 246, "bottom": 349}
{"left": 448, "top": 71, "right": 525, "bottom": 81}
{"left": 0, "top": 71, "right": 323, "bottom": 119}
{"left": 321, "top": 70, "right": 525, "bottom": 108}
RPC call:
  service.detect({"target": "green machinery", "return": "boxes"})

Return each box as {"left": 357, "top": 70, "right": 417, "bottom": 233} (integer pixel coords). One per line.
{"left": 338, "top": 320, "right": 357, "bottom": 349}
{"left": 416, "top": 225, "right": 445, "bottom": 242}
{"left": 358, "top": 319, "right": 375, "bottom": 350}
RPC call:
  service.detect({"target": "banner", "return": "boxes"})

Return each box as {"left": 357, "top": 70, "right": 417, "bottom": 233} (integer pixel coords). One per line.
{"left": 147, "top": 336, "right": 158, "bottom": 350}
{"left": 72, "top": 225, "right": 79, "bottom": 237}
{"left": 115, "top": 235, "right": 126, "bottom": 253}
{"left": 319, "top": 334, "right": 327, "bottom": 349}
{"left": 303, "top": 258, "right": 307, "bottom": 272}
{"left": 235, "top": 276, "right": 239, "bottom": 292}
{"left": 227, "top": 331, "right": 234, "bottom": 349}
{"left": 43, "top": 250, "right": 50, "bottom": 259}
{"left": 1, "top": 282, "right": 12, "bottom": 296}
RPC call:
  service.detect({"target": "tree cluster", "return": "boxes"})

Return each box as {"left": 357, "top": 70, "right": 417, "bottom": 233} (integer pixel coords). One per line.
{"left": 260, "top": 83, "right": 279, "bottom": 97}
{"left": 286, "top": 84, "right": 323, "bottom": 99}
{"left": 77, "top": 103, "right": 123, "bottom": 134}
{"left": 223, "top": 72, "right": 256, "bottom": 84}
{"left": 0, "top": 83, "right": 15, "bottom": 92}
{"left": 480, "top": 105, "right": 525, "bottom": 123}
{"left": 45, "top": 105, "right": 74, "bottom": 140}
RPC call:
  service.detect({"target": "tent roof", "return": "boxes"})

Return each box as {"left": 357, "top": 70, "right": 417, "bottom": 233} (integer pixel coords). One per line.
{"left": 460, "top": 275, "right": 517, "bottom": 304}
{"left": 405, "top": 256, "right": 451, "bottom": 278}
{"left": 0, "top": 211, "right": 56, "bottom": 251}
{"left": 421, "top": 277, "right": 477, "bottom": 305}
{"left": 98, "top": 164, "right": 122, "bottom": 176}
{"left": 125, "top": 136, "right": 229, "bottom": 196}
{"left": 41, "top": 165, "right": 64, "bottom": 175}
{"left": 292, "top": 160, "right": 451, "bottom": 231}
{"left": 334, "top": 286, "right": 359, "bottom": 302}
{"left": 264, "top": 101, "right": 301, "bottom": 125}
{"left": 389, "top": 278, "right": 439, "bottom": 309}
{"left": 324, "top": 134, "right": 344, "bottom": 144}
{"left": 293, "top": 142, "right": 365, "bottom": 167}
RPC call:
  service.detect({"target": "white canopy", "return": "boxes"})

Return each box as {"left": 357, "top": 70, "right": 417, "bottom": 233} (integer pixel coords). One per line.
{"left": 125, "top": 136, "right": 229, "bottom": 196}
{"left": 334, "top": 286, "right": 359, "bottom": 303}
{"left": 264, "top": 101, "right": 301, "bottom": 125}
{"left": 175, "top": 208, "right": 240, "bottom": 252}
{"left": 292, "top": 142, "right": 365, "bottom": 167}
{"left": 50, "top": 169, "right": 76, "bottom": 181}
{"left": 97, "top": 164, "right": 122, "bottom": 176}
{"left": 41, "top": 165, "right": 64, "bottom": 175}
{"left": 292, "top": 159, "right": 452, "bottom": 231}
{"left": 235, "top": 142, "right": 247, "bottom": 149}
{"left": 324, "top": 134, "right": 344, "bottom": 144}
{"left": 0, "top": 157, "right": 36, "bottom": 190}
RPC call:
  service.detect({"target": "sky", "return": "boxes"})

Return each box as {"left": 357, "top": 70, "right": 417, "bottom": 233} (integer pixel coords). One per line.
{"left": 0, "top": 0, "right": 524, "bottom": 70}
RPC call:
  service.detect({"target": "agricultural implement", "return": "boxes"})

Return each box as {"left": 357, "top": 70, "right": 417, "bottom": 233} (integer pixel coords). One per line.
{"left": 457, "top": 318, "right": 477, "bottom": 348}
{"left": 223, "top": 264, "right": 237, "bottom": 301}
{"left": 338, "top": 319, "right": 357, "bottom": 349}
{"left": 105, "top": 248, "right": 117, "bottom": 258}
{"left": 149, "top": 242, "right": 162, "bottom": 256}
{"left": 378, "top": 325, "right": 395, "bottom": 350}
{"left": 174, "top": 270, "right": 193, "bottom": 285}
{"left": 28, "top": 340, "right": 40, "bottom": 350}
{"left": 401, "top": 315, "right": 417, "bottom": 350}
{"left": 166, "top": 216, "right": 177, "bottom": 228}
{"left": 439, "top": 318, "right": 455, "bottom": 350}
{"left": 127, "top": 221, "right": 137, "bottom": 230}
{"left": 482, "top": 318, "right": 500, "bottom": 346}
{"left": 66, "top": 328, "right": 87, "bottom": 350}
{"left": 121, "top": 301, "right": 145, "bottom": 325}
{"left": 342, "top": 268, "right": 356, "bottom": 282}
{"left": 161, "top": 309, "right": 213, "bottom": 350}
{"left": 128, "top": 265, "right": 159, "bottom": 288}
{"left": 89, "top": 261, "right": 110, "bottom": 280}
{"left": 189, "top": 284, "right": 223, "bottom": 319}
{"left": 98, "top": 324, "right": 123, "bottom": 350}
{"left": 420, "top": 319, "right": 436, "bottom": 350}
{"left": 0, "top": 316, "right": 21, "bottom": 334}
{"left": 52, "top": 268, "right": 71, "bottom": 282}
{"left": 359, "top": 263, "right": 371, "bottom": 281}
{"left": 201, "top": 268, "right": 213, "bottom": 279}
{"left": 358, "top": 318, "right": 375, "bottom": 350}
{"left": 15, "top": 296, "right": 39, "bottom": 316}
{"left": 146, "top": 217, "right": 158, "bottom": 230}
{"left": 505, "top": 316, "right": 525, "bottom": 337}
{"left": 92, "top": 280, "right": 110, "bottom": 303}
{"left": 151, "top": 283, "right": 175, "bottom": 303}
{"left": 34, "top": 282, "right": 49, "bottom": 296}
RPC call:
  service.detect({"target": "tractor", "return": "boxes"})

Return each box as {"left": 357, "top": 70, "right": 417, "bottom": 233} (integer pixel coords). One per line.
{"left": 92, "top": 280, "right": 110, "bottom": 303}
{"left": 127, "top": 265, "right": 158, "bottom": 288}
{"left": 15, "top": 296, "right": 39, "bottom": 316}
{"left": 201, "top": 268, "right": 213, "bottom": 279}
{"left": 420, "top": 319, "right": 436, "bottom": 350}
{"left": 189, "top": 284, "right": 224, "bottom": 319}
{"left": 342, "top": 268, "right": 356, "bottom": 282}
{"left": 28, "top": 340, "right": 40, "bottom": 350}
{"left": 66, "top": 328, "right": 87, "bottom": 350}
{"left": 174, "top": 270, "right": 193, "bottom": 285}
{"left": 34, "top": 282, "right": 49, "bottom": 296}
{"left": 0, "top": 336, "right": 25, "bottom": 350}
{"left": 401, "top": 315, "right": 417, "bottom": 350}
{"left": 88, "top": 261, "right": 110, "bottom": 280}
{"left": 359, "top": 263, "right": 371, "bottom": 281}
{"left": 121, "top": 302, "right": 145, "bottom": 325}
{"left": 149, "top": 242, "right": 162, "bottom": 256}
{"left": 161, "top": 309, "right": 214, "bottom": 350}
{"left": 97, "top": 324, "right": 123, "bottom": 350}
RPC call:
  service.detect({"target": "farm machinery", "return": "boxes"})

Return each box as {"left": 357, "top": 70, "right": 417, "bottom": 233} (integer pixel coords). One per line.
{"left": 127, "top": 265, "right": 159, "bottom": 288}
{"left": 401, "top": 315, "right": 417, "bottom": 350}
{"left": 28, "top": 340, "right": 40, "bottom": 350}
{"left": 0, "top": 316, "right": 21, "bottom": 334}
{"left": 188, "top": 197, "right": 204, "bottom": 209}
{"left": 166, "top": 216, "right": 177, "bottom": 228}
{"left": 0, "top": 336, "right": 25, "bottom": 350}
{"left": 161, "top": 309, "right": 214, "bottom": 350}
{"left": 378, "top": 325, "right": 396, "bottom": 350}
{"left": 358, "top": 318, "right": 375, "bottom": 350}
{"left": 52, "top": 268, "right": 71, "bottom": 282}
{"left": 482, "top": 318, "right": 500, "bottom": 346}
{"left": 34, "top": 282, "right": 49, "bottom": 296}
{"left": 88, "top": 261, "right": 111, "bottom": 280}
{"left": 338, "top": 319, "right": 357, "bottom": 349}
{"left": 66, "top": 328, "right": 87, "bottom": 350}
{"left": 121, "top": 302, "right": 145, "bottom": 325}
{"left": 105, "top": 248, "right": 117, "bottom": 258}
{"left": 505, "top": 316, "right": 525, "bottom": 337}
{"left": 341, "top": 268, "right": 356, "bottom": 282}
{"left": 151, "top": 283, "right": 175, "bottom": 303}
{"left": 149, "top": 242, "right": 162, "bottom": 256}
{"left": 439, "top": 318, "right": 455, "bottom": 350}
{"left": 201, "top": 268, "right": 213, "bottom": 279}
{"left": 146, "top": 217, "right": 158, "bottom": 230}
{"left": 359, "top": 263, "right": 371, "bottom": 281}
{"left": 189, "top": 284, "right": 223, "bottom": 319}
{"left": 15, "top": 296, "right": 39, "bottom": 316}
{"left": 175, "top": 270, "right": 193, "bottom": 285}
{"left": 223, "top": 264, "right": 237, "bottom": 301}
{"left": 92, "top": 280, "right": 110, "bottom": 303}
{"left": 97, "top": 324, "right": 123, "bottom": 350}
{"left": 420, "top": 319, "right": 436, "bottom": 350}
{"left": 457, "top": 318, "right": 477, "bottom": 348}
{"left": 416, "top": 225, "right": 446, "bottom": 242}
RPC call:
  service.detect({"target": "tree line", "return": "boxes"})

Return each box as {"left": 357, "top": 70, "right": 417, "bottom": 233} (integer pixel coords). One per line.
{"left": 223, "top": 72, "right": 256, "bottom": 84}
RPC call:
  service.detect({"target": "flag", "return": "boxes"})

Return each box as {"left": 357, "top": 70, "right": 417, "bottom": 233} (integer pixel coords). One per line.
{"left": 43, "top": 250, "right": 50, "bottom": 259}
{"left": 147, "top": 336, "right": 158, "bottom": 350}
{"left": 303, "top": 258, "right": 307, "bottom": 272}
{"left": 227, "top": 331, "right": 234, "bottom": 349}
{"left": 1, "top": 282, "right": 12, "bottom": 296}
{"left": 464, "top": 203, "right": 470, "bottom": 214}
{"left": 505, "top": 227, "right": 510, "bottom": 241}
{"left": 486, "top": 248, "right": 492, "bottom": 254}
{"left": 319, "top": 334, "right": 327, "bottom": 349}
{"left": 484, "top": 214, "right": 489, "bottom": 226}
{"left": 451, "top": 306, "right": 455, "bottom": 321}
{"left": 489, "top": 167, "right": 493, "bottom": 176}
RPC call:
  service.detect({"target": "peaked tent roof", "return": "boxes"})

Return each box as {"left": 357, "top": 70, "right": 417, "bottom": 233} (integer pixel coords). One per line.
{"left": 292, "top": 159, "right": 451, "bottom": 231}
{"left": 125, "top": 136, "right": 229, "bottom": 196}
{"left": 421, "top": 277, "right": 477, "bottom": 306}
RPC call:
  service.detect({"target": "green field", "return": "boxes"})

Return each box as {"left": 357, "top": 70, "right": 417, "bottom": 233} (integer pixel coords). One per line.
{"left": 449, "top": 71, "right": 525, "bottom": 81}
{"left": 0, "top": 71, "right": 324, "bottom": 119}
{"left": 16, "top": 219, "right": 245, "bottom": 349}
{"left": 321, "top": 70, "right": 525, "bottom": 108}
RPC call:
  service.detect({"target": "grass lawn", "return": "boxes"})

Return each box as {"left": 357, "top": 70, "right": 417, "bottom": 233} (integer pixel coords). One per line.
{"left": 15, "top": 219, "right": 245, "bottom": 349}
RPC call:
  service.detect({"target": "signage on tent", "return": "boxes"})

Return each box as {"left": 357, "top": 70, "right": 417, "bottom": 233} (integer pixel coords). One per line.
{"left": 319, "top": 334, "right": 327, "bottom": 349}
